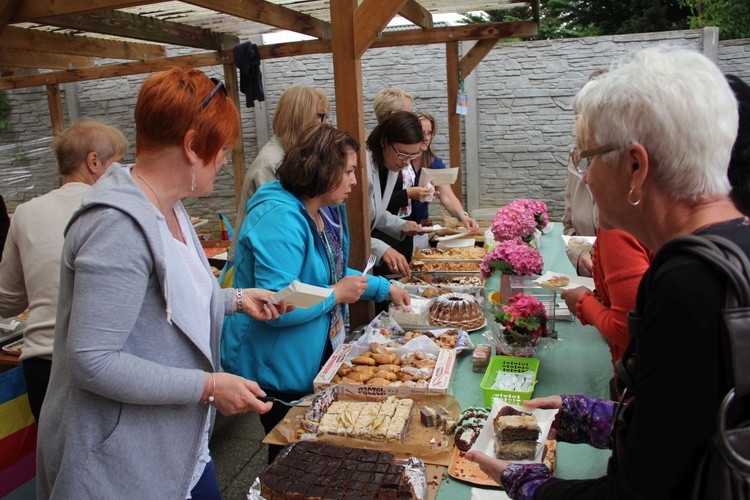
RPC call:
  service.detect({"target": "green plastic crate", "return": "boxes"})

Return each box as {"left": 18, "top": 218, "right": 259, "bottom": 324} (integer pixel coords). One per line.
{"left": 480, "top": 355, "right": 540, "bottom": 407}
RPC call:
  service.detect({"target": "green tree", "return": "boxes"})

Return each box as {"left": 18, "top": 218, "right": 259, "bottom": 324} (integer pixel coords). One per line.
{"left": 682, "top": 0, "right": 750, "bottom": 40}
{"left": 461, "top": 0, "right": 692, "bottom": 40}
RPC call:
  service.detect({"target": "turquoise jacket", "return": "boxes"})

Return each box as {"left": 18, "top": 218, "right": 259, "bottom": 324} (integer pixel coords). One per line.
{"left": 221, "top": 180, "right": 391, "bottom": 394}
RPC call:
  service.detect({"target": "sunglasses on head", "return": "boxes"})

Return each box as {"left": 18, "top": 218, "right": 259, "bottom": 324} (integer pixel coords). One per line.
{"left": 199, "top": 78, "right": 227, "bottom": 111}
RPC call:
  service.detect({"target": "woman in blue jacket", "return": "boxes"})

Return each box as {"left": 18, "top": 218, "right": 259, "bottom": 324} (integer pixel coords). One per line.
{"left": 222, "top": 124, "right": 410, "bottom": 461}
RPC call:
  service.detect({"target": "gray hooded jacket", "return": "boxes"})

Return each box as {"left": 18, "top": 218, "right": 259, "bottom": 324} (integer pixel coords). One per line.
{"left": 37, "top": 163, "right": 235, "bottom": 499}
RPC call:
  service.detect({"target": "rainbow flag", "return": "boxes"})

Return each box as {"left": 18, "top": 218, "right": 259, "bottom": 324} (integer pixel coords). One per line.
{"left": 0, "top": 367, "right": 37, "bottom": 498}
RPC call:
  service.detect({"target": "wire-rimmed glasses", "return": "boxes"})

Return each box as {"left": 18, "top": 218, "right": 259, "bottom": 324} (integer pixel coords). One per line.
{"left": 391, "top": 143, "right": 421, "bottom": 161}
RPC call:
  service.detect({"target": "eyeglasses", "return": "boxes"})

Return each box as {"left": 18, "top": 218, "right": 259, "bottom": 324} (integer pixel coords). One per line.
{"left": 390, "top": 143, "right": 421, "bottom": 161}
{"left": 317, "top": 112, "right": 329, "bottom": 123}
{"left": 199, "top": 78, "right": 227, "bottom": 111}
{"left": 569, "top": 144, "right": 619, "bottom": 174}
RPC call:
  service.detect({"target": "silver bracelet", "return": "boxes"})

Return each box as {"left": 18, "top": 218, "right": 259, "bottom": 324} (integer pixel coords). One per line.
{"left": 235, "top": 288, "right": 243, "bottom": 314}
{"left": 457, "top": 210, "right": 469, "bottom": 219}
{"left": 207, "top": 372, "right": 216, "bottom": 404}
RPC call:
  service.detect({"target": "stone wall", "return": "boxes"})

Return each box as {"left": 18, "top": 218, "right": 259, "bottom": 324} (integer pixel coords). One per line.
{"left": 1, "top": 28, "right": 748, "bottom": 234}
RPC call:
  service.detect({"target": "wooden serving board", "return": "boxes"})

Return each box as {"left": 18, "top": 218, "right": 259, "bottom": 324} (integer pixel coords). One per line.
{"left": 446, "top": 440, "right": 557, "bottom": 486}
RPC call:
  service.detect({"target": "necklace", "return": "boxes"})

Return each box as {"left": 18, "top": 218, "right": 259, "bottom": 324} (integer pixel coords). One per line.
{"left": 133, "top": 168, "right": 165, "bottom": 214}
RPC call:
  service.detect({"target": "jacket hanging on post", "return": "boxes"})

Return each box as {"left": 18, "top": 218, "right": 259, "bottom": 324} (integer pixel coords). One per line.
{"left": 233, "top": 42, "right": 265, "bottom": 108}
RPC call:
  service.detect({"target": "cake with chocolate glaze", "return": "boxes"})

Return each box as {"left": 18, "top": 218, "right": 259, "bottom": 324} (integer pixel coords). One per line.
{"left": 259, "top": 441, "right": 416, "bottom": 499}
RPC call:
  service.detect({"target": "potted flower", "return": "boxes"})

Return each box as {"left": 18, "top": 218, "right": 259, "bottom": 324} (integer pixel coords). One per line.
{"left": 491, "top": 199, "right": 549, "bottom": 248}
{"left": 486, "top": 292, "right": 549, "bottom": 357}
{"left": 510, "top": 199, "right": 549, "bottom": 232}
{"left": 490, "top": 203, "right": 537, "bottom": 243}
{"left": 480, "top": 239, "right": 544, "bottom": 280}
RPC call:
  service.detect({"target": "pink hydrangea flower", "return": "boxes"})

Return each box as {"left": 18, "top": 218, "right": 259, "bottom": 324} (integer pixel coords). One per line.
{"left": 499, "top": 292, "right": 549, "bottom": 340}
{"left": 509, "top": 199, "right": 549, "bottom": 231}
{"left": 491, "top": 203, "right": 537, "bottom": 242}
{"left": 480, "top": 239, "right": 544, "bottom": 279}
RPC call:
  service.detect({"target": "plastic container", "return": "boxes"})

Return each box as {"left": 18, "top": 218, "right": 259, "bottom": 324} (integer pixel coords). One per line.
{"left": 480, "top": 355, "right": 540, "bottom": 406}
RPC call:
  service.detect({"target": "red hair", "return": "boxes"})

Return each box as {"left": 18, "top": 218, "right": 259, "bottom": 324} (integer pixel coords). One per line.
{"left": 135, "top": 66, "right": 239, "bottom": 163}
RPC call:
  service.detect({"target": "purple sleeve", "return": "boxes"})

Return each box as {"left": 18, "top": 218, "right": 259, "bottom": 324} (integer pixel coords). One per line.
{"left": 499, "top": 396, "right": 615, "bottom": 499}
{"left": 556, "top": 394, "right": 614, "bottom": 449}
{"left": 502, "top": 463, "right": 553, "bottom": 500}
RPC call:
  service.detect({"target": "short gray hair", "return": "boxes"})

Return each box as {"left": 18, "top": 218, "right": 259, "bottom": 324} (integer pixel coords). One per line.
{"left": 574, "top": 46, "right": 738, "bottom": 202}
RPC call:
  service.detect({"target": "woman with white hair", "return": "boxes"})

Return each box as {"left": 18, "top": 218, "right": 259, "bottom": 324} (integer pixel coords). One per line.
{"left": 468, "top": 46, "right": 742, "bottom": 499}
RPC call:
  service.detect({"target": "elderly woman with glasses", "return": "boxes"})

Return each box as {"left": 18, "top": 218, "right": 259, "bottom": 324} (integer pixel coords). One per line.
{"left": 560, "top": 111, "right": 653, "bottom": 400}
{"left": 37, "top": 67, "right": 291, "bottom": 500}
{"left": 367, "top": 111, "right": 430, "bottom": 277}
{"left": 468, "top": 46, "right": 742, "bottom": 500}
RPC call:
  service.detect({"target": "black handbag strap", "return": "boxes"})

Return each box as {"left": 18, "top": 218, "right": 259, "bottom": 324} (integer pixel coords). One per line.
{"left": 653, "top": 234, "right": 750, "bottom": 397}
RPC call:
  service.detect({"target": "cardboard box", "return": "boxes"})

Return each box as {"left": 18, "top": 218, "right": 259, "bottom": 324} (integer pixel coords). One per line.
{"left": 313, "top": 344, "right": 456, "bottom": 398}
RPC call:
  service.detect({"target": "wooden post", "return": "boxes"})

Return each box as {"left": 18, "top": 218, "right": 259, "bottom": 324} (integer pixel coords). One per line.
{"left": 331, "top": 0, "right": 374, "bottom": 326}
{"left": 445, "top": 41, "right": 461, "bottom": 200}
{"left": 223, "top": 62, "right": 247, "bottom": 206}
{"left": 46, "top": 83, "right": 64, "bottom": 136}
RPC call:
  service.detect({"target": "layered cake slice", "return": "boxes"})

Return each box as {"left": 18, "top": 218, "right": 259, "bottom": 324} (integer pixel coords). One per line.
{"left": 492, "top": 407, "right": 541, "bottom": 461}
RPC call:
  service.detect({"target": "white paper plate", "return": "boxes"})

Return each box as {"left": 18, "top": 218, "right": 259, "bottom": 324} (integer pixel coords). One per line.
{"left": 435, "top": 231, "right": 471, "bottom": 242}
{"left": 469, "top": 398, "right": 559, "bottom": 464}
{"left": 471, "top": 488, "right": 511, "bottom": 500}
{"left": 561, "top": 235, "right": 596, "bottom": 252}
{"left": 437, "top": 238, "right": 475, "bottom": 249}
{"left": 423, "top": 167, "right": 459, "bottom": 185}
{"left": 534, "top": 271, "right": 594, "bottom": 292}
{"left": 268, "top": 280, "right": 332, "bottom": 308}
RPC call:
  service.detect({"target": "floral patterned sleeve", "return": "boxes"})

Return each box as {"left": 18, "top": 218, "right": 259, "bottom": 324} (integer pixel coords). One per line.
{"left": 499, "top": 395, "right": 615, "bottom": 499}
{"left": 556, "top": 394, "right": 614, "bottom": 448}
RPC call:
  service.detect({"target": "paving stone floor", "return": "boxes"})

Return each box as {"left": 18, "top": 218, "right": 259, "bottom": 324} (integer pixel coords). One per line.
{"left": 210, "top": 412, "right": 268, "bottom": 500}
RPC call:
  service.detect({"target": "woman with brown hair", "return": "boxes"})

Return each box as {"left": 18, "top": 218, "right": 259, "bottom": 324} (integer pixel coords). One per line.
{"left": 37, "top": 67, "right": 290, "bottom": 500}
{"left": 367, "top": 110, "right": 427, "bottom": 276}
{"left": 223, "top": 123, "right": 410, "bottom": 462}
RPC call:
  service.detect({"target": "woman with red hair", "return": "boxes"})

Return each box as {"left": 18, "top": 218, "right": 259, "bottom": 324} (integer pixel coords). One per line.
{"left": 37, "top": 67, "right": 291, "bottom": 500}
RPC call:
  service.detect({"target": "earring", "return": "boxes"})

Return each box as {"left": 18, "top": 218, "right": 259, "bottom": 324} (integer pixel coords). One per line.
{"left": 191, "top": 166, "right": 196, "bottom": 191}
{"left": 628, "top": 188, "right": 641, "bottom": 206}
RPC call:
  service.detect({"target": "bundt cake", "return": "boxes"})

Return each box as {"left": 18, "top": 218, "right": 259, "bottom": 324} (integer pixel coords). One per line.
{"left": 429, "top": 293, "right": 485, "bottom": 330}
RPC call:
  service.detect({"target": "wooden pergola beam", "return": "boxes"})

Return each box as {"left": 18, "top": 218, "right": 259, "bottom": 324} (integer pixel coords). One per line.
{"left": 0, "top": 21, "right": 538, "bottom": 90}
{"left": 458, "top": 38, "right": 500, "bottom": 78}
{"left": 353, "top": 0, "right": 407, "bottom": 59}
{"left": 11, "top": 0, "right": 150, "bottom": 22}
{"left": 398, "top": 0, "right": 432, "bottom": 30}
{"left": 223, "top": 61, "right": 247, "bottom": 205}
{"left": 0, "top": 48, "right": 94, "bottom": 69}
{"left": 187, "top": 0, "right": 331, "bottom": 40}
{"left": 0, "top": 51, "right": 230, "bottom": 90}
{"left": 446, "top": 40, "right": 461, "bottom": 196}
{"left": 331, "top": 0, "right": 373, "bottom": 327}
{"left": 0, "top": 0, "right": 23, "bottom": 35}
{"left": 37, "top": 10, "right": 230, "bottom": 51}
{"left": 46, "top": 83, "right": 64, "bottom": 136}
{"left": 0, "top": 25, "right": 166, "bottom": 60}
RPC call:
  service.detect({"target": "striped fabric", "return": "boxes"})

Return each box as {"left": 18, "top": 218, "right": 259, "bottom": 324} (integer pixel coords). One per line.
{"left": 0, "top": 366, "right": 37, "bottom": 498}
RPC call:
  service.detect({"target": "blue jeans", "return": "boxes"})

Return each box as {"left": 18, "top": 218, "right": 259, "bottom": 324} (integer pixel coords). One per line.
{"left": 189, "top": 459, "right": 221, "bottom": 500}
